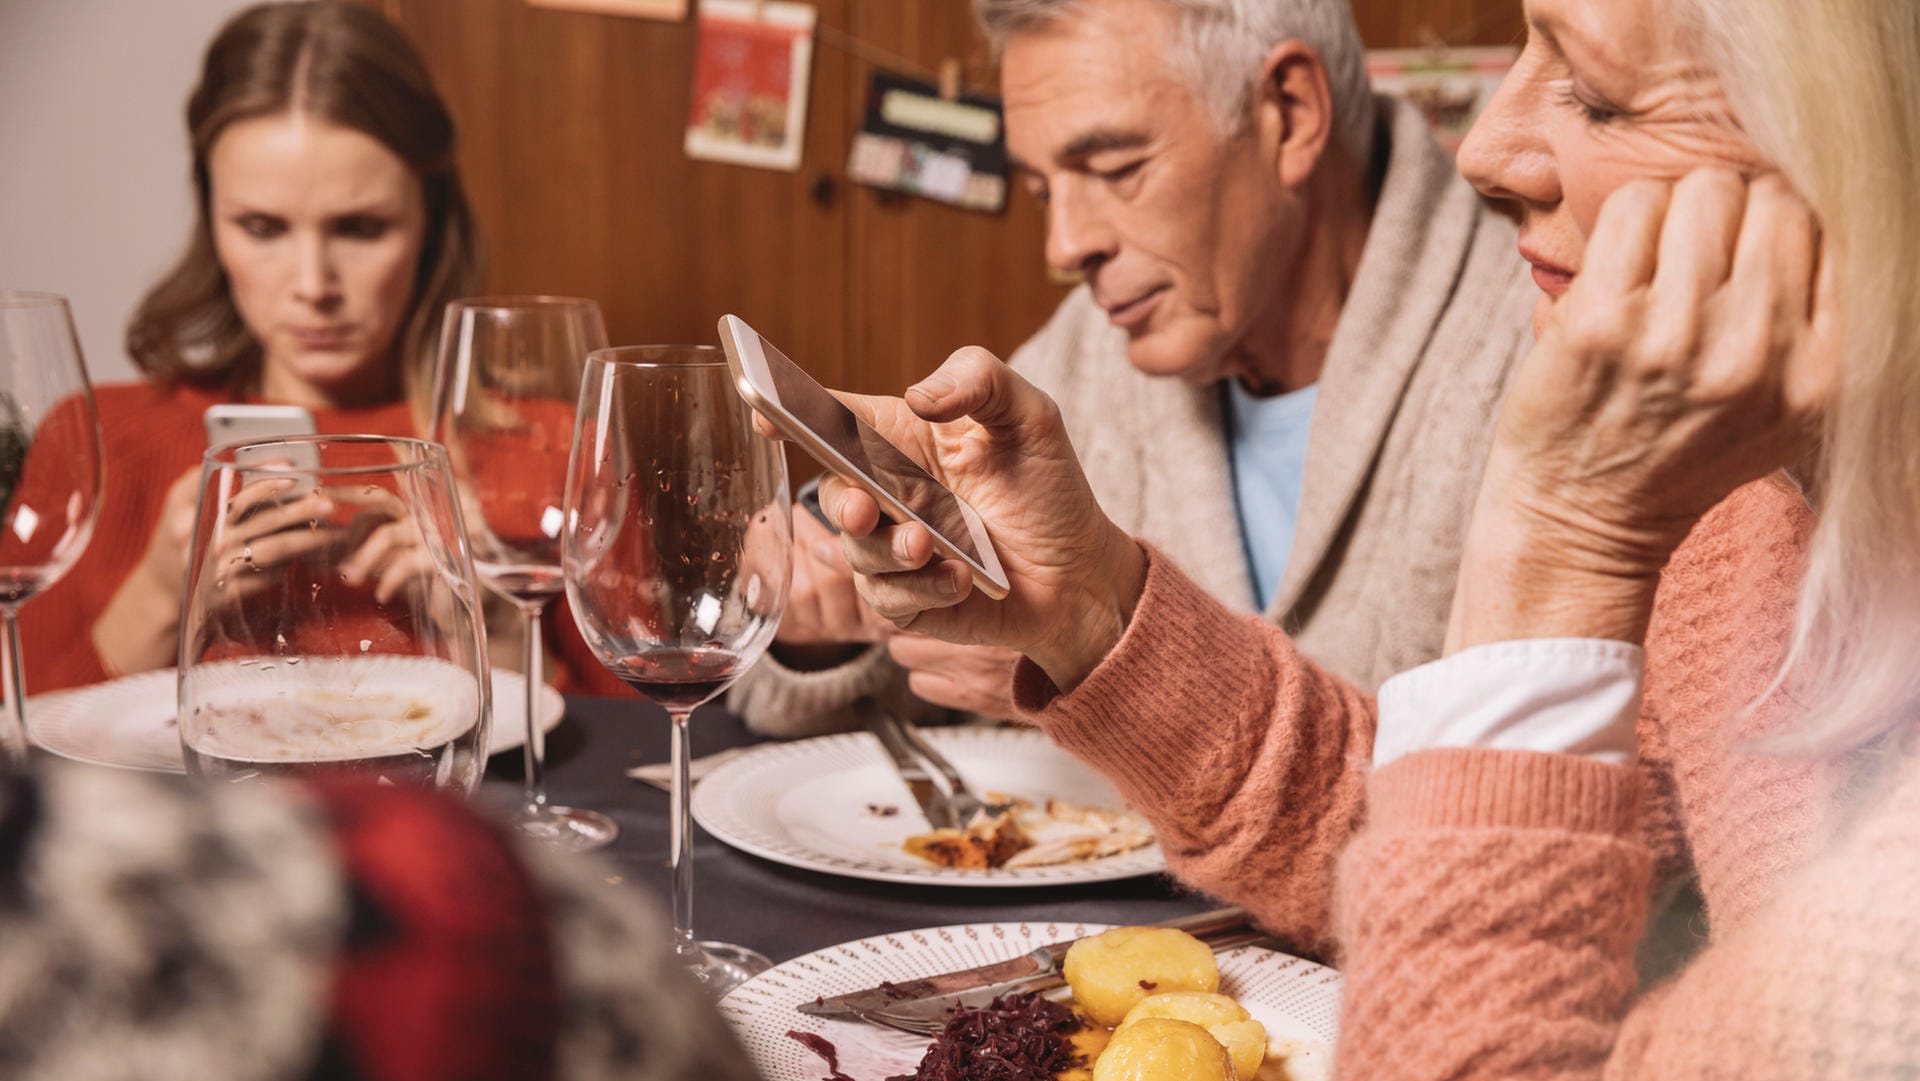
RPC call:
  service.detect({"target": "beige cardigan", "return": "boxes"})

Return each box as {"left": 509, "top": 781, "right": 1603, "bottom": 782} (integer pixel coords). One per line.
{"left": 730, "top": 97, "right": 1538, "bottom": 735}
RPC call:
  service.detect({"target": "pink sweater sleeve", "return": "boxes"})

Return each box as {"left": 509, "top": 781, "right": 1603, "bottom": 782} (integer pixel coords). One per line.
{"left": 1636, "top": 479, "right": 1836, "bottom": 934}
{"left": 1335, "top": 747, "right": 1920, "bottom": 1080}
{"left": 1015, "top": 546, "right": 1377, "bottom": 952}
{"left": 1329, "top": 479, "right": 1913, "bottom": 1079}
{"left": 1333, "top": 749, "right": 1652, "bottom": 1080}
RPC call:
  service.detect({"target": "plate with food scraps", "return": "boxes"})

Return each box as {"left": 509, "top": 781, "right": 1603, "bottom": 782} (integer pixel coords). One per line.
{"left": 720, "top": 921, "right": 1339, "bottom": 1081}
{"left": 689, "top": 727, "right": 1166, "bottom": 886}
{"left": 26, "top": 664, "right": 563, "bottom": 773}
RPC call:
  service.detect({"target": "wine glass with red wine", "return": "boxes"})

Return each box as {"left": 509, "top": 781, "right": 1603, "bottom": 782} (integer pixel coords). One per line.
{"left": 562, "top": 344, "right": 790, "bottom": 994}
{"left": 0, "top": 293, "right": 103, "bottom": 765}
{"left": 432, "top": 295, "right": 614, "bottom": 851}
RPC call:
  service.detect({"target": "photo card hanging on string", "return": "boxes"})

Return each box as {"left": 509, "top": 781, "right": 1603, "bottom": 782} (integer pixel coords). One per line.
{"left": 525, "top": 0, "right": 688, "bottom": 20}
{"left": 684, "top": 0, "right": 817, "bottom": 172}
{"left": 845, "top": 69, "right": 1008, "bottom": 214}
{"left": 1366, "top": 45, "right": 1518, "bottom": 154}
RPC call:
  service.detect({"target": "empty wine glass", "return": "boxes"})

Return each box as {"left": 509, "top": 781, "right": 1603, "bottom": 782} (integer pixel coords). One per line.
{"left": 563, "top": 345, "right": 790, "bottom": 994}
{"left": 432, "top": 295, "right": 615, "bottom": 849}
{"left": 0, "top": 293, "right": 104, "bottom": 764}
{"left": 178, "top": 436, "right": 491, "bottom": 793}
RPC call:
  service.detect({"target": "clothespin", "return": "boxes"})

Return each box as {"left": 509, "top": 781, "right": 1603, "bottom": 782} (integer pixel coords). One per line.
{"left": 1415, "top": 23, "right": 1451, "bottom": 66}
{"left": 938, "top": 57, "right": 962, "bottom": 101}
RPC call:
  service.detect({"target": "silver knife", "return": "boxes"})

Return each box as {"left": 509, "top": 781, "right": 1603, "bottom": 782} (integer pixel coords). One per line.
{"left": 859, "top": 699, "right": 944, "bottom": 825}
{"left": 796, "top": 906, "right": 1265, "bottom": 1024}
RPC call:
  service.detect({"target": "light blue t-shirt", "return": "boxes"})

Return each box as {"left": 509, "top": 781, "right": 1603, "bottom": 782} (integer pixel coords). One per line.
{"left": 1223, "top": 379, "right": 1320, "bottom": 610}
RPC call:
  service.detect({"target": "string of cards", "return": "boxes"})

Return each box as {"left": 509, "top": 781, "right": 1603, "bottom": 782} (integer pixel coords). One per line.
{"left": 525, "top": 0, "right": 1515, "bottom": 214}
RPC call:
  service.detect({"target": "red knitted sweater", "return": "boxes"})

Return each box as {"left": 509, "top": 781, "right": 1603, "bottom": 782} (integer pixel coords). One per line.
{"left": 17, "top": 381, "right": 635, "bottom": 698}
{"left": 1018, "top": 479, "right": 1917, "bottom": 1076}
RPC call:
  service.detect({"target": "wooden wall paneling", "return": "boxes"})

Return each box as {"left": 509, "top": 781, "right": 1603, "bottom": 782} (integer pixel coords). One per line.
{"left": 376, "top": 0, "right": 1521, "bottom": 414}
{"left": 1351, "top": 0, "right": 1524, "bottom": 48}
{"left": 839, "top": 0, "right": 1069, "bottom": 395}
{"left": 380, "top": 0, "right": 853, "bottom": 378}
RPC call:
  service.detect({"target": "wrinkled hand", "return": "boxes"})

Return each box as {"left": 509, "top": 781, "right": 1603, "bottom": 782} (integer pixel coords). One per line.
{"left": 774, "top": 512, "right": 892, "bottom": 646}
{"left": 887, "top": 635, "right": 1023, "bottom": 719}
{"left": 801, "top": 347, "right": 1146, "bottom": 692}
{"left": 1451, "top": 169, "right": 1840, "bottom": 649}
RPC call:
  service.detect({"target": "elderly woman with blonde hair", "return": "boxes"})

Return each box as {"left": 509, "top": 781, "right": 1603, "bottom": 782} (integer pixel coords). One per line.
{"left": 810, "top": 0, "right": 1920, "bottom": 1072}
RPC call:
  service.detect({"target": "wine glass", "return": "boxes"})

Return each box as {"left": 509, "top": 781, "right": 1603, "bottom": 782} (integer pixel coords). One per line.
{"left": 178, "top": 436, "right": 491, "bottom": 793}
{"left": 432, "top": 295, "right": 615, "bottom": 849}
{"left": 0, "top": 293, "right": 104, "bottom": 764}
{"left": 563, "top": 345, "right": 791, "bottom": 994}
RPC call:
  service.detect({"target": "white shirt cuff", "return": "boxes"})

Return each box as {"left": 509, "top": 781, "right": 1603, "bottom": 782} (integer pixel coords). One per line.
{"left": 1373, "top": 638, "right": 1645, "bottom": 768}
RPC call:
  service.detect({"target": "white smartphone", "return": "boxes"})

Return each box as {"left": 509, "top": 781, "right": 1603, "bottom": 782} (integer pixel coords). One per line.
{"left": 717, "top": 314, "right": 1011, "bottom": 600}
{"left": 203, "top": 403, "right": 320, "bottom": 491}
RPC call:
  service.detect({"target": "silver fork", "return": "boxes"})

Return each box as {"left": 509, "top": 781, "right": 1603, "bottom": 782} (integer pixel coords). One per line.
{"left": 862, "top": 702, "right": 1013, "bottom": 829}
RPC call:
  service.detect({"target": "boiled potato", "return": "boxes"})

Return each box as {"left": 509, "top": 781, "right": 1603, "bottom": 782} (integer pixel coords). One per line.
{"left": 1207, "top": 1019, "right": 1267, "bottom": 1081}
{"left": 1091, "top": 1018, "right": 1234, "bottom": 1081}
{"left": 1119, "top": 991, "right": 1250, "bottom": 1030}
{"left": 1064, "top": 927, "right": 1220, "bottom": 1026}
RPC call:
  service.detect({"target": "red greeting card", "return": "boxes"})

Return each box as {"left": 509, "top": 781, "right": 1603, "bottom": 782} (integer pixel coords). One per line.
{"left": 684, "top": 0, "right": 816, "bottom": 172}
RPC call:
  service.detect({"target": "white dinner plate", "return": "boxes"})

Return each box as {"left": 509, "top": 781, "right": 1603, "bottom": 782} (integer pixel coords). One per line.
{"left": 690, "top": 727, "right": 1168, "bottom": 887}
{"left": 720, "top": 921, "right": 1340, "bottom": 1081}
{"left": 25, "top": 666, "right": 564, "bottom": 773}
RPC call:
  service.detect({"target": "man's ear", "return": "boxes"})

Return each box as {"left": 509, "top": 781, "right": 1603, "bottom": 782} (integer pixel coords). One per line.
{"left": 1251, "top": 40, "right": 1335, "bottom": 190}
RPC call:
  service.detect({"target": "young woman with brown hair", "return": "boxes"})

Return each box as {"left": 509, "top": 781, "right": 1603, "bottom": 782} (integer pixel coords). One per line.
{"left": 23, "top": 2, "right": 617, "bottom": 696}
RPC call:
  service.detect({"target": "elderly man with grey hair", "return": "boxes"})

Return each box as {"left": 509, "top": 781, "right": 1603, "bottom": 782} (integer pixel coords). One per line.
{"left": 733, "top": 0, "right": 1534, "bottom": 733}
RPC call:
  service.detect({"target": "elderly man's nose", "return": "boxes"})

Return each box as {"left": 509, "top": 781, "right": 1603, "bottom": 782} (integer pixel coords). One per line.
{"left": 1045, "top": 186, "right": 1118, "bottom": 272}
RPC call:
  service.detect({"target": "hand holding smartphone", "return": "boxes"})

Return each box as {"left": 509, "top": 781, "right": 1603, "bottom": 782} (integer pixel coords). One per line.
{"left": 202, "top": 404, "right": 320, "bottom": 496}
{"left": 717, "top": 315, "right": 1010, "bottom": 599}
{"left": 795, "top": 474, "right": 838, "bottom": 533}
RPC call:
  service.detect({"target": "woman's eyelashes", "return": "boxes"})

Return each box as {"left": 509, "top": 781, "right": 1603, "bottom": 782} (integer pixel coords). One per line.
{"left": 234, "top": 212, "right": 288, "bottom": 240}
{"left": 1557, "top": 82, "right": 1627, "bottom": 126}
{"left": 228, "top": 213, "right": 393, "bottom": 241}
{"left": 330, "top": 214, "right": 392, "bottom": 241}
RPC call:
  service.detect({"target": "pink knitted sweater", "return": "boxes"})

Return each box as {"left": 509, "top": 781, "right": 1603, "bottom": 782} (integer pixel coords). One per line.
{"left": 1017, "top": 479, "right": 1919, "bottom": 1076}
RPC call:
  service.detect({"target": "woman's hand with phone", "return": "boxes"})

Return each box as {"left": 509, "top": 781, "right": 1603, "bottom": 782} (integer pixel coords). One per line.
{"left": 93, "top": 467, "right": 206, "bottom": 675}
{"left": 327, "top": 483, "right": 443, "bottom": 605}
{"left": 808, "top": 347, "right": 1146, "bottom": 694}
{"left": 202, "top": 474, "right": 342, "bottom": 607}
{"left": 92, "top": 465, "right": 340, "bottom": 675}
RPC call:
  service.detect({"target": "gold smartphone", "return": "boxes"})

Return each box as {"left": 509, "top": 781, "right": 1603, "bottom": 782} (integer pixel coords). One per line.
{"left": 203, "top": 403, "right": 320, "bottom": 497}
{"left": 717, "top": 314, "right": 1010, "bottom": 599}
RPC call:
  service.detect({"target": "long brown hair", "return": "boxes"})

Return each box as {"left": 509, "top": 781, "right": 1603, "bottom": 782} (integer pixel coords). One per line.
{"left": 125, "top": 1, "right": 482, "bottom": 411}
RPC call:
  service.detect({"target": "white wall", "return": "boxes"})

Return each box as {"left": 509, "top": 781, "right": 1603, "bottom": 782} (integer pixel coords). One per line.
{"left": 0, "top": 0, "right": 252, "bottom": 386}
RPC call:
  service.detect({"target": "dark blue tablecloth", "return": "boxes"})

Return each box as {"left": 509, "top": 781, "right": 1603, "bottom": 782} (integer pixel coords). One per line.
{"left": 481, "top": 696, "right": 1216, "bottom": 964}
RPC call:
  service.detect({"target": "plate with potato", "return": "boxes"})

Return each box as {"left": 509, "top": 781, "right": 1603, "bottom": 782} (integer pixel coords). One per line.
{"left": 721, "top": 921, "right": 1339, "bottom": 1080}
